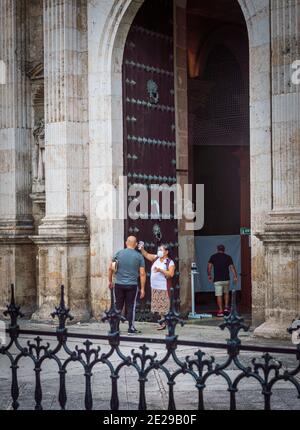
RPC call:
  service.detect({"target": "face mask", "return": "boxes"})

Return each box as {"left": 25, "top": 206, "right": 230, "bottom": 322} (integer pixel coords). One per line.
{"left": 157, "top": 250, "right": 164, "bottom": 258}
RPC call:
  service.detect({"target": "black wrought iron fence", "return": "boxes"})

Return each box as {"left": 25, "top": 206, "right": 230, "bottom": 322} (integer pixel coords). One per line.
{"left": 0, "top": 284, "right": 300, "bottom": 410}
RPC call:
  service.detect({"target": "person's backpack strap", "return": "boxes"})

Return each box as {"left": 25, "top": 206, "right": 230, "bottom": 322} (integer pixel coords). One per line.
{"left": 165, "top": 258, "right": 173, "bottom": 298}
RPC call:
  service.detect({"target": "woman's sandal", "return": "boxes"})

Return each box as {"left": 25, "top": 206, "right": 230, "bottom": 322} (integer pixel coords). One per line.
{"left": 157, "top": 324, "right": 167, "bottom": 331}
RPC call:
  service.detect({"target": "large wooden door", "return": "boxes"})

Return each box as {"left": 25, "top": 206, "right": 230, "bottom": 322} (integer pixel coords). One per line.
{"left": 122, "top": 0, "right": 179, "bottom": 306}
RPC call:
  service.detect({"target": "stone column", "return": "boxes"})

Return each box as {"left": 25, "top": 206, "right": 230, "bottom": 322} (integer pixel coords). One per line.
{"left": 173, "top": 0, "right": 194, "bottom": 314}
{"left": 31, "top": 0, "right": 90, "bottom": 321}
{"left": 87, "top": 0, "right": 143, "bottom": 317}
{"left": 255, "top": 0, "right": 300, "bottom": 338}
{"left": 245, "top": 0, "right": 273, "bottom": 327}
{"left": 0, "top": 0, "right": 36, "bottom": 315}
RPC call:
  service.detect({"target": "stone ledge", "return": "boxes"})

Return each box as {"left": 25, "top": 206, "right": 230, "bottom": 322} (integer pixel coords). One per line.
{"left": 253, "top": 321, "right": 291, "bottom": 340}
{"left": 256, "top": 231, "right": 300, "bottom": 244}
{"left": 31, "top": 306, "right": 91, "bottom": 323}
{"left": 30, "top": 235, "right": 90, "bottom": 246}
{"left": 31, "top": 215, "right": 90, "bottom": 245}
{"left": 0, "top": 218, "right": 34, "bottom": 233}
{"left": 0, "top": 235, "right": 35, "bottom": 245}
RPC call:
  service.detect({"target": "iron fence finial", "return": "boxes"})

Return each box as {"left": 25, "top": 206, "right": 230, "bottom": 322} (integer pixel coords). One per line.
{"left": 3, "top": 284, "right": 24, "bottom": 327}
{"left": 219, "top": 288, "right": 249, "bottom": 348}
{"left": 51, "top": 285, "right": 74, "bottom": 331}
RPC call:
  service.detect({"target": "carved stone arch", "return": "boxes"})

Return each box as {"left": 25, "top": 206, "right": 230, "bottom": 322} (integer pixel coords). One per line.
{"left": 98, "top": 0, "right": 145, "bottom": 73}
{"left": 237, "top": 0, "right": 260, "bottom": 24}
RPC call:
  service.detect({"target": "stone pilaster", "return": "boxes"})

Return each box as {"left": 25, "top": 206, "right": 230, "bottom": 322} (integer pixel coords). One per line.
{"left": 0, "top": 0, "right": 36, "bottom": 316}
{"left": 247, "top": 0, "right": 272, "bottom": 326}
{"left": 173, "top": 0, "right": 193, "bottom": 314}
{"left": 255, "top": 0, "right": 300, "bottom": 338}
{"left": 31, "top": 0, "right": 90, "bottom": 321}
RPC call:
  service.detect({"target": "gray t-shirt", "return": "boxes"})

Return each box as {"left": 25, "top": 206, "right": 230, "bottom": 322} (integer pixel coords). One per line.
{"left": 113, "top": 248, "right": 145, "bottom": 286}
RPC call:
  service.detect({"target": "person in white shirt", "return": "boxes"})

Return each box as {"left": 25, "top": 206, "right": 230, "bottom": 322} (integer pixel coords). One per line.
{"left": 139, "top": 243, "right": 175, "bottom": 331}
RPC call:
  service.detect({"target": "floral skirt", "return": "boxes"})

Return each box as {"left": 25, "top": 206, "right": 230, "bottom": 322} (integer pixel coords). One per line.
{"left": 151, "top": 288, "right": 169, "bottom": 316}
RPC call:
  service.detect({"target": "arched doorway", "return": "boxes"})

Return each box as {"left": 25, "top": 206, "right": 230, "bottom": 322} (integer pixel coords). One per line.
{"left": 112, "top": 0, "right": 264, "bottom": 321}
{"left": 89, "top": 0, "right": 271, "bottom": 321}
{"left": 121, "top": 0, "right": 251, "bottom": 317}
{"left": 187, "top": 0, "right": 251, "bottom": 314}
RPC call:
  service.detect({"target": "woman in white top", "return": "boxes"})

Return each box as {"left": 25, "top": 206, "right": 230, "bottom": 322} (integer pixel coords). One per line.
{"left": 140, "top": 244, "right": 175, "bottom": 330}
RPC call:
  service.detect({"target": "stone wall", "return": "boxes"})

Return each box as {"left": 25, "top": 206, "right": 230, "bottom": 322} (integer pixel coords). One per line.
{"left": 0, "top": 0, "right": 36, "bottom": 315}
{"left": 254, "top": 0, "right": 300, "bottom": 338}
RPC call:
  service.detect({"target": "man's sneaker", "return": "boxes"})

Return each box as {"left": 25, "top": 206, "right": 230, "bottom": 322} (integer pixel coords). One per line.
{"left": 128, "top": 327, "right": 141, "bottom": 335}
{"left": 216, "top": 311, "right": 224, "bottom": 318}
{"left": 224, "top": 307, "right": 231, "bottom": 315}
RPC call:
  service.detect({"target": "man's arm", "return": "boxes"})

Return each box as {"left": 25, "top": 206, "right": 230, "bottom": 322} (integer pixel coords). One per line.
{"left": 108, "top": 262, "right": 114, "bottom": 290}
{"left": 229, "top": 264, "right": 238, "bottom": 284}
{"left": 139, "top": 267, "right": 146, "bottom": 299}
{"left": 207, "top": 262, "right": 213, "bottom": 283}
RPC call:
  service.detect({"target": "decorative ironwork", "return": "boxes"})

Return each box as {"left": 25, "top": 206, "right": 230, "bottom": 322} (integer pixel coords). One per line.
{"left": 51, "top": 285, "right": 73, "bottom": 333}
{"left": 1, "top": 286, "right": 300, "bottom": 411}
{"left": 126, "top": 97, "right": 175, "bottom": 113}
{"left": 127, "top": 171, "right": 176, "bottom": 182}
{"left": 126, "top": 116, "right": 137, "bottom": 123}
{"left": 132, "top": 25, "right": 173, "bottom": 43}
{"left": 152, "top": 223, "right": 162, "bottom": 242}
{"left": 4, "top": 284, "right": 24, "bottom": 329}
{"left": 147, "top": 79, "right": 159, "bottom": 104}
{"left": 127, "top": 134, "right": 176, "bottom": 148}
{"left": 125, "top": 60, "right": 174, "bottom": 77}
{"left": 125, "top": 78, "right": 137, "bottom": 86}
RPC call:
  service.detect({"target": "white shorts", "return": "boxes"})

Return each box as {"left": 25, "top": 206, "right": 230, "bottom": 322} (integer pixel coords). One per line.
{"left": 214, "top": 281, "right": 230, "bottom": 297}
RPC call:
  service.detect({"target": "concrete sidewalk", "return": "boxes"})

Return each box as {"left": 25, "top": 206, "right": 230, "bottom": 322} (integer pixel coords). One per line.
{"left": 13, "top": 316, "right": 294, "bottom": 347}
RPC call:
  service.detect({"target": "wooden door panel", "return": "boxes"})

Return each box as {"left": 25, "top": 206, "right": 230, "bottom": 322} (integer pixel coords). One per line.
{"left": 123, "top": 0, "right": 179, "bottom": 305}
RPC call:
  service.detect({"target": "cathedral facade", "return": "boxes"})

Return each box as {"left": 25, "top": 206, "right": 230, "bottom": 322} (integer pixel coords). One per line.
{"left": 0, "top": 0, "right": 300, "bottom": 338}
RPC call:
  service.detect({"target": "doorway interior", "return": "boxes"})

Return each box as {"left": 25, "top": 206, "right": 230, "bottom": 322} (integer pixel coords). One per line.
{"left": 187, "top": 0, "right": 251, "bottom": 315}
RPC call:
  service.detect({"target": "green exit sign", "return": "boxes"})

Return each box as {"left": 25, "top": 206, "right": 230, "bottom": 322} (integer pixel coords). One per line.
{"left": 240, "top": 227, "right": 251, "bottom": 236}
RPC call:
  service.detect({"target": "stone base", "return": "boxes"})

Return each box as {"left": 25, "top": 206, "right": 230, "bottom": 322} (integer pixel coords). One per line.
{"left": 254, "top": 211, "right": 300, "bottom": 340}
{"left": 30, "top": 216, "right": 90, "bottom": 323}
{"left": 0, "top": 228, "right": 36, "bottom": 318}
{"left": 31, "top": 305, "right": 91, "bottom": 324}
{"left": 253, "top": 320, "right": 291, "bottom": 340}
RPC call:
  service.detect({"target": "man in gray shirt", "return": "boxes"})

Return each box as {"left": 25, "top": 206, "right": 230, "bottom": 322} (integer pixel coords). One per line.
{"left": 108, "top": 236, "right": 146, "bottom": 334}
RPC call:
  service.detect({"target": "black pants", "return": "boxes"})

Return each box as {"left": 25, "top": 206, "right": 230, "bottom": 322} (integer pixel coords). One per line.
{"left": 114, "top": 284, "right": 138, "bottom": 330}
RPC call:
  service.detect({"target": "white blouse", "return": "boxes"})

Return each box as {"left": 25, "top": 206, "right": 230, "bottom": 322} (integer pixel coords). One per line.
{"left": 150, "top": 258, "right": 175, "bottom": 291}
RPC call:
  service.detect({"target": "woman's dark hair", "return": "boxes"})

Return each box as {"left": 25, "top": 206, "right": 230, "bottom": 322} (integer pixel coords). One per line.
{"left": 161, "top": 244, "right": 172, "bottom": 259}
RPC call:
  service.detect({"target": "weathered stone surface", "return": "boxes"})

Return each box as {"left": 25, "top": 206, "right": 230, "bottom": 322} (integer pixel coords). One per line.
{"left": 0, "top": 0, "right": 36, "bottom": 314}
{"left": 254, "top": 0, "right": 300, "bottom": 337}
